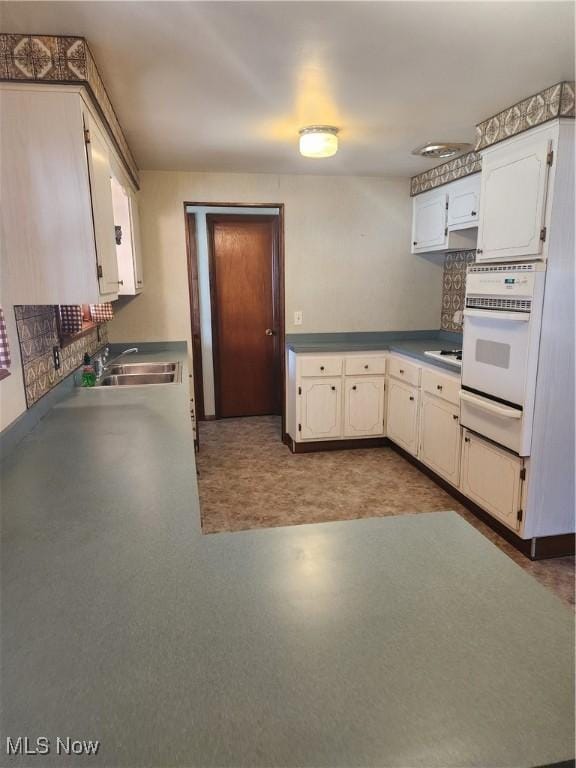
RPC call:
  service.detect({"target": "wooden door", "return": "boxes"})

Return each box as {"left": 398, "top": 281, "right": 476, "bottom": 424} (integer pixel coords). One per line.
{"left": 460, "top": 430, "right": 524, "bottom": 531}
{"left": 419, "top": 393, "right": 461, "bottom": 486}
{"left": 84, "top": 111, "right": 119, "bottom": 296}
{"left": 208, "top": 215, "right": 280, "bottom": 417}
{"left": 299, "top": 378, "right": 342, "bottom": 440}
{"left": 411, "top": 190, "right": 448, "bottom": 252}
{"left": 343, "top": 377, "right": 385, "bottom": 437}
{"left": 477, "top": 130, "right": 552, "bottom": 261}
{"left": 386, "top": 378, "right": 420, "bottom": 455}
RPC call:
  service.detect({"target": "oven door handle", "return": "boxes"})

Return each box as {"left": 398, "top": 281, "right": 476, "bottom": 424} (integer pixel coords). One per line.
{"left": 460, "top": 391, "right": 522, "bottom": 419}
{"left": 463, "top": 309, "right": 530, "bottom": 322}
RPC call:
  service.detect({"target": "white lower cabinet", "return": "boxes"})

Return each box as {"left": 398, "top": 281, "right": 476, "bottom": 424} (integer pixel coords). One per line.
{"left": 299, "top": 378, "right": 342, "bottom": 440}
{"left": 460, "top": 430, "right": 525, "bottom": 531}
{"left": 419, "top": 393, "right": 461, "bottom": 486}
{"left": 386, "top": 378, "right": 420, "bottom": 456}
{"left": 344, "top": 377, "right": 386, "bottom": 437}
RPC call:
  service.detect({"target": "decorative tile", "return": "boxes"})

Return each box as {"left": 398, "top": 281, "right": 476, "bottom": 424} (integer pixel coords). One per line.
{"left": 14, "top": 305, "right": 107, "bottom": 409}
{"left": 440, "top": 251, "right": 475, "bottom": 332}
{"left": 410, "top": 153, "right": 481, "bottom": 196}
{"left": 0, "top": 33, "right": 139, "bottom": 188}
{"left": 475, "top": 81, "right": 575, "bottom": 151}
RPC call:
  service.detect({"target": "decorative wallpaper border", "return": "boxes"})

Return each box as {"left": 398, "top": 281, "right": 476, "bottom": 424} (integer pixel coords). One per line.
{"left": 411, "top": 80, "right": 575, "bottom": 196}
{"left": 410, "top": 152, "right": 481, "bottom": 196}
{"left": 0, "top": 34, "right": 139, "bottom": 188}
{"left": 475, "top": 81, "right": 575, "bottom": 151}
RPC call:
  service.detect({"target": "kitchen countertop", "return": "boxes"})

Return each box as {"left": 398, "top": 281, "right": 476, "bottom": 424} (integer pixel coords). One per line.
{"left": 1, "top": 342, "right": 573, "bottom": 767}
{"left": 286, "top": 331, "right": 463, "bottom": 373}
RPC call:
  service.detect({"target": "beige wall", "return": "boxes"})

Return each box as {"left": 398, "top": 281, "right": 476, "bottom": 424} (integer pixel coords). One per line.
{"left": 109, "top": 170, "right": 444, "bottom": 352}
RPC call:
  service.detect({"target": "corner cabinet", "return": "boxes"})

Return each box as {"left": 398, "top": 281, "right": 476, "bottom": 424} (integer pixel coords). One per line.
{"left": 0, "top": 83, "right": 142, "bottom": 304}
{"left": 476, "top": 124, "right": 554, "bottom": 262}
{"left": 287, "top": 351, "right": 387, "bottom": 445}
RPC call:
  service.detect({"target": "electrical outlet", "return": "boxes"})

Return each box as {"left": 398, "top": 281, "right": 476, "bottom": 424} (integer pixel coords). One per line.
{"left": 294, "top": 311, "right": 303, "bottom": 326}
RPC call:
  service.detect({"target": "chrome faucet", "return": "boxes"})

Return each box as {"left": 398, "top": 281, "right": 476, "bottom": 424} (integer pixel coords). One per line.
{"left": 96, "top": 346, "right": 139, "bottom": 378}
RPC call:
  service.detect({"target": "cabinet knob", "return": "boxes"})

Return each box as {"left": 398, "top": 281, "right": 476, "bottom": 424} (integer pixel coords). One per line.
{"left": 320, "top": 366, "right": 325, "bottom": 371}
{"left": 476, "top": 248, "right": 483, "bottom": 255}
{"left": 464, "top": 436, "right": 470, "bottom": 443}
{"left": 452, "top": 414, "right": 459, "bottom": 421}
{"left": 471, "top": 210, "right": 477, "bottom": 216}
{"left": 265, "top": 328, "right": 275, "bottom": 336}
{"left": 331, "top": 386, "right": 336, "bottom": 391}
{"left": 436, "top": 384, "right": 443, "bottom": 391}
{"left": 117, "top": 280, "right": 123, "bottom": 285}
{"left": 364, "top": 364, "right": 369, "bottom": 369}
{"left": 399, "top": 369, "right": 404, "bottom": 374}
{"left": 352, "top": 385, "right": 357, "bottom": 391}
{"left": 137, "top": 280, "right": 143, "bottom": 285}
{"left": 409, "top": 396, "right": 414, "bottom": 401}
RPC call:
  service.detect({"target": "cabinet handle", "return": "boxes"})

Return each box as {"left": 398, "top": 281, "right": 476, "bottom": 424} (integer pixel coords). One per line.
{"left": 464, "top": 436, "right": 470, "bottom": 443}
{"left": 399, "top": 369, "right": 404, "bottom": 374}
{"left": 452, "top": 414, "right": 459, "bottom": 421}
{"left": 137, "top": 280, "right": 143, "bottom": 285}
{"left": 436, "top": 384, "right": 443, "bottom": 391}
{"left": 476, "top": 248, "right": 483, "bottom": 255}
{"left": 409, "top": 396, "right": 414, "bottom": 401}
{"left": 331, "top": 386, "right": 336, "bottom": 391}
{"left": 471, "top": 210, "right": 477, "bottom": 216}
{"left": 413, "top": 241, "right": 417, "bottom": 246}
{"left": 320, "top": 366, "right": 325, "bottom": 371}
{"left": 117, "top": 280, "right": 124, "bottom": 285}
{"left": 364, "top": 364, "right": 369, "bottom": 370}
{"left": 352, "top": 385, "right": 357, "bottom": 391}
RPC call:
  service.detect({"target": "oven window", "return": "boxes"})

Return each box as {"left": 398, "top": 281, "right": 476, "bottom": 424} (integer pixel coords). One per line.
{"left": 475, "top": 339, "right": 511, "bottom": 369}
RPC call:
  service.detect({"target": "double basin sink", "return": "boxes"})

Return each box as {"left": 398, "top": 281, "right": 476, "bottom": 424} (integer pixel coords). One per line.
{"left": 99, "top": 361, "right": 182, "bottom": 387}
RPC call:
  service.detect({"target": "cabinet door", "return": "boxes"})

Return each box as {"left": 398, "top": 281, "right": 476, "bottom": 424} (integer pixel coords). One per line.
{"left": 477, "top": 131, "right": 551, "bottom": 261}
{"left": 460, "top": 430, "right": 524, "bottom": 530}
{"left": 419, "top": 394, "right": 461, "bottom": 486}
{"left": 84, "top": 113, "right": 119, "bottom": 296}
{"left": 344, "top": 377, "right": 385, "bottom": 437}
{"left": 411, "top": 191, "right": 448, "bottom": 252}
{"left": 386, "top": 378, "right": 419, "bottom": 455}
{"left": 129, "top": 190, "right": 144, "bottom": 291}
{"left": 299, "top": 378, "right": 342, "bottom": 440}
{"left": 447, "top": 174, "right": 480, "bottom": 229}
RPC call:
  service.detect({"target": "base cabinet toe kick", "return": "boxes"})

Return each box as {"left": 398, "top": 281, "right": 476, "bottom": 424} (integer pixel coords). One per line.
{"left": 286, "top": 350, "right": 574, "bottom": 557}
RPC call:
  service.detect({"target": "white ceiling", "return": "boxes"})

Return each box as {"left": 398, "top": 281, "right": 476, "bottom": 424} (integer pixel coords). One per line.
{"left": 2, "top": 1, "right": 574, "bottom": 176}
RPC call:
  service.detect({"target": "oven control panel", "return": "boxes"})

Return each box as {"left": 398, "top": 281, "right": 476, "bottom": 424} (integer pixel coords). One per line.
{"left": 466, "top": 271, "right": 535, "bottom": 298}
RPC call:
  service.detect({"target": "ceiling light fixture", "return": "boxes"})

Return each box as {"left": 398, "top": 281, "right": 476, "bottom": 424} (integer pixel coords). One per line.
{"left": 299, "top": 126, "right": 339, "bottom": 158}
{"left": 412, "top": 141, "right": 473, "bottom": 159}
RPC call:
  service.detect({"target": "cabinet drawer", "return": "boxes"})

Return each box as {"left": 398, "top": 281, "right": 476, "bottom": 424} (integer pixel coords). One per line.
{"left": 345, "top": 356, "right": 387, "bottom": 376}
{"left": 421, "top": 368, "right": 460, "bottom": 405}
{"left": 300, "top": 356, "right": 343, "bottom": 377}
{"left": 388, "top": 356, "right": 421, "bottom": 386}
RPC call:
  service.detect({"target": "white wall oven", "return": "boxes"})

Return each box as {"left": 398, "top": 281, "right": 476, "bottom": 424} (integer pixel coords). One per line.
{"left": 460, "top": 263, "right": 546, "bottom": 455}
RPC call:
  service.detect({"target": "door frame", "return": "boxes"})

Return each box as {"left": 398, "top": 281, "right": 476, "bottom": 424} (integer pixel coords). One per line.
{"left": 183, "top": 202, "right": 286, "bottom": 436}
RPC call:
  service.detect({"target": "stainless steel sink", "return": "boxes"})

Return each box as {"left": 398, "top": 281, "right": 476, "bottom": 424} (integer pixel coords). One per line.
{"left": 99, "top": 361, "right": 182, "bottom": 386}
{"left": 106, "top": 362, "right": 179, "bottom": 375}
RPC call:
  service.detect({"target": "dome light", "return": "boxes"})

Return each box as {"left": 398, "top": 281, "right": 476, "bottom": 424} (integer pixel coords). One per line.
{"left": 299, "top": 126, "right": 339, "bottom": 158}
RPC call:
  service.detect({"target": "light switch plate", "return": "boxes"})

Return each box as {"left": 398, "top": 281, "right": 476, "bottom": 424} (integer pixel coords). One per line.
{"left": 294, "top": 311, "right": 303, "bottom": 326}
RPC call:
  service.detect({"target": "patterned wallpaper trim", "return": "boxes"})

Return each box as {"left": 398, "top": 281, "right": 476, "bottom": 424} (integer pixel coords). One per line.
{"left": 475, "top": 81, "right": 575, "bottom": 151}
{"left": 14, "top": 305, "right": 108, "bottom": 408}
{"left": 410, "top": 152, "right": 481, "bottom": 196}
{"left": 440, "top": 251, "right": 476, "bottom": 333}
{"left": 411, "top": 80, "right": 575, "bottom": 196}
{"left": 0, "top": 34, "right": 139, "bottom": 189}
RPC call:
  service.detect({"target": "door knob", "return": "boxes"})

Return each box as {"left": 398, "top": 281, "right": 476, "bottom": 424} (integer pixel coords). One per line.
{"left": 265, "top": 328, "right": 275, "bottom": 336}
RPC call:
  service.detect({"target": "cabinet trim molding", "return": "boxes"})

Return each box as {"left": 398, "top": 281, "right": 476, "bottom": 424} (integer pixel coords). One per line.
{"left": 0, "top": 34, "right": 139, "bottom": 188}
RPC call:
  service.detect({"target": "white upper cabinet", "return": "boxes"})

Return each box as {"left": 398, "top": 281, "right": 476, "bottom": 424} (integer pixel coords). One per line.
{"left": 343, "top": 377, "right": 386, "bottom": 437}
{"left": 129, "top": 191, "right": 145, "bottom": 291}
{"left": 84, "top": 110, "right": 119, "bottom": 297}
{"left": 411, "top": 190, "right": 448, "bottom": 253}
{"left": 476, "top": 126, "right": 553, "bottom": 262}
{"left": 447, "top": 174, "right": 480, "bottom": 229}
{"left": 0, "top": 88, "right": 100, "bottom": 304}
{"left": 111, "top": 175, "right": 144, "bottom": 295}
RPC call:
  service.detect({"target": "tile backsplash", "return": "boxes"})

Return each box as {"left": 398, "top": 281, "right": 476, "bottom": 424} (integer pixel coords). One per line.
{"left": 440, "top": 251, "right": 476, "bottom": 332}
{"left": 14, "top": 305, "right": 108, "bottom": 407}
